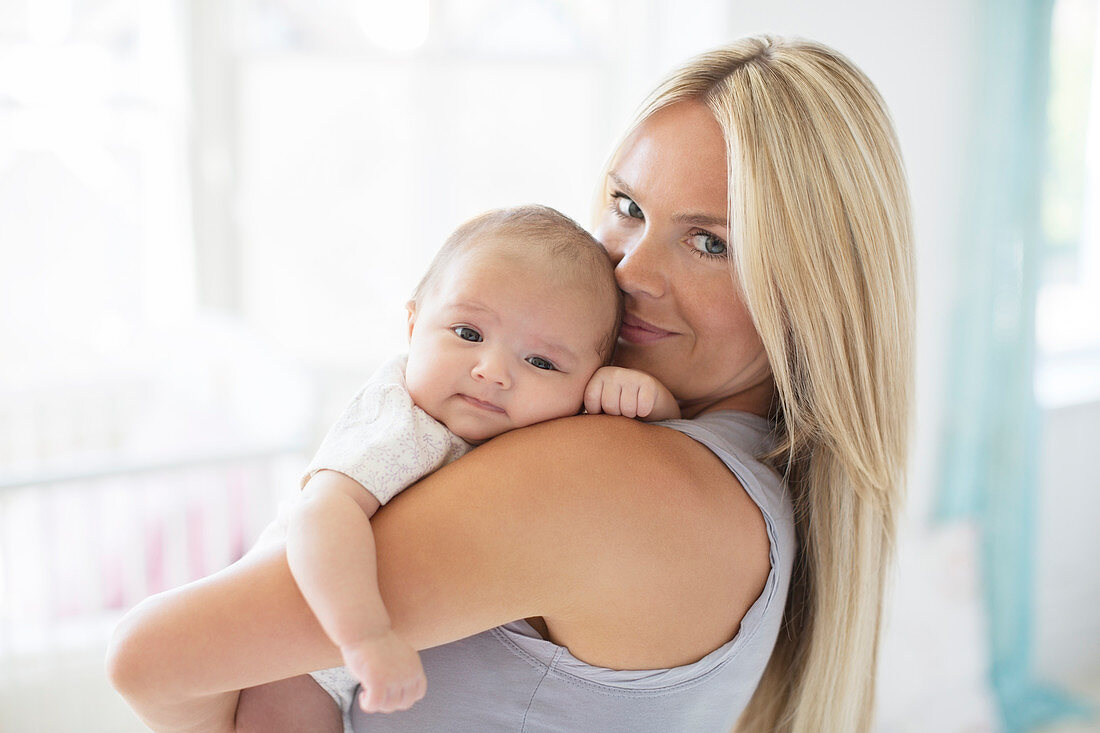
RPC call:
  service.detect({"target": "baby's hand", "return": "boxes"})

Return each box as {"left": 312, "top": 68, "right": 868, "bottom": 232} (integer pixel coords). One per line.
{"left": 584, "top": 366, "right": 678, "bottom": 420}
{"left": 341, "top": 630, "right": 426, "bottom": 714}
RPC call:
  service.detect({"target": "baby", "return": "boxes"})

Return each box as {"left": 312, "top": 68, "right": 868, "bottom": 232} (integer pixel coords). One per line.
{"left": 249, "top": 205, "right": 679, "bottom": 733}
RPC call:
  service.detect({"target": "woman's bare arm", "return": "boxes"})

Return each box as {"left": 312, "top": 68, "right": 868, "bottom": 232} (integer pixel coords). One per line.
{"left": 107, "top": 414, "right": 767, "bottom": 732}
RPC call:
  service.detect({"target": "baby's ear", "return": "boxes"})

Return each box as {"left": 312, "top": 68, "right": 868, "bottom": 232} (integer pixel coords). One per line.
{"left": 405, "top": 300, "right": 417, "bottom": 341}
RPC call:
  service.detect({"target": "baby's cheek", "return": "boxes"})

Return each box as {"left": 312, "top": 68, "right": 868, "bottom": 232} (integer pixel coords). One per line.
{"left": 404, "top": 365, "right": 440, "bottom": 417}
{"left": 519, "top": 391, "right": 573, "bottom": 426}
{"left": 404, "top": 370, "right": 425, "bottom": 404}
{"left": 561, "top": 382, "right": 592, "bottom": 417}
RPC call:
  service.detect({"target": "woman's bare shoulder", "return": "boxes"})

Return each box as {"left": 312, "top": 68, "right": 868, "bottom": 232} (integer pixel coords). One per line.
{"left": 415, "top": 414, "right": 735, "bottom": 528}
{"left": 373, "top": 414, "right": 772, "bottom": 669}
{"left": 472, "top": 413, "right": 754, "bottom": 511}
{"left": 481, "top": 413, "right": 710, "bottom": 491}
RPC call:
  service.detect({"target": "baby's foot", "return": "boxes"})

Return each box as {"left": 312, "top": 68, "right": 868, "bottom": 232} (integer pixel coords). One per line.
{"left": 341, "top": 631, "right": 426, "bottom": 714}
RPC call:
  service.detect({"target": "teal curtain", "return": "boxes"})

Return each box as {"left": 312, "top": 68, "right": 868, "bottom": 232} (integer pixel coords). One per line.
{"left": 937, "top": 0, "right": 1094, "bottom": 730}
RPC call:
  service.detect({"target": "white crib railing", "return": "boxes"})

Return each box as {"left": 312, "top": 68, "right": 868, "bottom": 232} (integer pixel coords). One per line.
{"left": 0, "top": 446, "right": 308, "bottom": 660}
{"left": 0, "top": 315, "right": 326, "bottom": 667}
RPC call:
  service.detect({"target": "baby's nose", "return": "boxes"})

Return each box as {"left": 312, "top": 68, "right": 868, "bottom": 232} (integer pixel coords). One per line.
{"left": 471, "top": 351, "right": 511, "bottom": 388}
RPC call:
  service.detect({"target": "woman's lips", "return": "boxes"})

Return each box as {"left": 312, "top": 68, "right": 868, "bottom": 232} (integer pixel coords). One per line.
{"left": 619, "top": 313, "right": 674, "bottom": 344}
{"left": 459, "top": 394, "right": 506, "bottom": 413}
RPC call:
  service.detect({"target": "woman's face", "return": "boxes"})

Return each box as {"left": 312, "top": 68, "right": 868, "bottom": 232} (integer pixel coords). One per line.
{"left": 594, "top": 101, "right": 773, "bottom": 418}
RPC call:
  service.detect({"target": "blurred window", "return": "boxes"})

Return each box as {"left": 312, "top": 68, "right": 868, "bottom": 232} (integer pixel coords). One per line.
{"left": 1036, "top": 0, "right": 1100, "bottom": 406}
{"left": 0, "top": 0, "right": 193, "bottom": 384}
{"left": 0, "top": 0, "right": 734, "bottom": 655}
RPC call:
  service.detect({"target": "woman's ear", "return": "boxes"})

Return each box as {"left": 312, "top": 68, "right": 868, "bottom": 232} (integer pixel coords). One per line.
{"left": 406, "top": 300, "right": 417, "bottom": 341}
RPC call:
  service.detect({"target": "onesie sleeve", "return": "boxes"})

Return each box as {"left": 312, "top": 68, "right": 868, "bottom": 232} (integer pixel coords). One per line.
{"left": 301, "top": 355, "right": 472, "bottom": 505}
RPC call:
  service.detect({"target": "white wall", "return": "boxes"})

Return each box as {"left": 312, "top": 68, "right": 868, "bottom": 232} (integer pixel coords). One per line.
{"left": 1036, "top": 399, "right": 1100, "bottom": 686}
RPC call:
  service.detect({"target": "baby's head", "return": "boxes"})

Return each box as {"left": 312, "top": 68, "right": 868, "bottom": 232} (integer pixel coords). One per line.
{"left": 405, "top": 205, "right": 622, "bottom": 444}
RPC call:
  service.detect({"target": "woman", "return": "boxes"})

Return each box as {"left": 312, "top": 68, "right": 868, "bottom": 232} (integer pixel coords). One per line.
{"left": 107, "top": 35, "right": 913, "bottom": 732}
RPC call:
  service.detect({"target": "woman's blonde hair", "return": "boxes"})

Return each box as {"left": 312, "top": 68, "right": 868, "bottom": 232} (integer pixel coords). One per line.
{"left": 599, "top": 36, "right": 914, "bottom": 732}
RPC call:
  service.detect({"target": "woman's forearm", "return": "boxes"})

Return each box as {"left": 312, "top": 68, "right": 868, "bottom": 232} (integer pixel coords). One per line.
{"left": 107, "top": 591, "right": 242, "bottom": 732}
{"left": 106, "top": 541, "right": 343, "bottom": 732}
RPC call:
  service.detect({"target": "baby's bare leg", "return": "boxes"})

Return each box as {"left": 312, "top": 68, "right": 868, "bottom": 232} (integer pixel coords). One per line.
{"left": 236, "top": 674, "right": 343, "bottom": 733}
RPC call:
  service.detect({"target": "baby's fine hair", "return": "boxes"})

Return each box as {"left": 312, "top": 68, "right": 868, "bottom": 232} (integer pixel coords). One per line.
{"left": 411, "top": 204, "right": 624, "bottom": 364}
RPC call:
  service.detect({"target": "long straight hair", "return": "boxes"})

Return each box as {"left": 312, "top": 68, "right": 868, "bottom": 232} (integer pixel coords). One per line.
{"left": 599, "top": 37, "right": 914, "bottom": 732}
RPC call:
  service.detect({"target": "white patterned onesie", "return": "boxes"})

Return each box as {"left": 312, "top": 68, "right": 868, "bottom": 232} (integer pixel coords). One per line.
{"left": 295, "top": 354, "right": 471, "bottom": 732}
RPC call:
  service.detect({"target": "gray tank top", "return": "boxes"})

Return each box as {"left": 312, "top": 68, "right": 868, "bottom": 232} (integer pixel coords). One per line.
{"left": 351, "top": 410, "right": 796, "bottom": 732}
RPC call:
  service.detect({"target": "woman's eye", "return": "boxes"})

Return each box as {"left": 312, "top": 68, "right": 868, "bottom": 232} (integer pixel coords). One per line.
{"left": 453, "top": 326, "right": 482, "bottom": 342}
{"left": 526, "top": 356, "right": 557, "bottom": 371}
{"left": 614, "top": 194, "right": 643, "bottom": 220}
{"left": 690, "top": 232, "right": 728, "bottom": 257}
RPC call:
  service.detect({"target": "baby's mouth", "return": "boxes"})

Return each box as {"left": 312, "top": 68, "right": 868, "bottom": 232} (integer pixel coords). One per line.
{"left": 459, "top": 394, "right": 506, "bottom": 413}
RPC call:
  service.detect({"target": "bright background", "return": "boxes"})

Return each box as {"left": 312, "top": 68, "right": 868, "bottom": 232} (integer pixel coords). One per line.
{"left": 1, "top": 1, "right": 1098, "bottom": 731}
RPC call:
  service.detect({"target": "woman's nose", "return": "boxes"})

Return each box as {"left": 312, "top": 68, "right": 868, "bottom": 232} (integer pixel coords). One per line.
{"left": 609, "top": 229, "right": 666, "bottom": 299}
{"left": 471, "top": 349, "right": 512, "bottom": 389}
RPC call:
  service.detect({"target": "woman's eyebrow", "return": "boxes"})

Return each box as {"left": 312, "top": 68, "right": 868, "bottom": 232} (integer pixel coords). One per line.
{"left": 672, "top": 211, "right": 727, "bottom": 228}
{"left": 607, "top": 172, "right": 636, "bottom": 198}
{"left": 607, "top": 172, "right": 726, "bottom": 228}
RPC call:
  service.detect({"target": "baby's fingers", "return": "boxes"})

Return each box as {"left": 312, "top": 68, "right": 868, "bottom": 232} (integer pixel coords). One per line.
{"left": 358, "top": 675, "right": 426, "bottom": 714}
{"left": 358, "top": 683, "right": 387, "bottom": 713}
{"left": 636, "top": 385, "right": 657, "bottom": 418}
{"left": 617, "top": 385, "right": 639, "bottom": 418}
{"left": 583, "top": 376, "right": 607, "bottom": 415}
{"left": 600, "top": 382, "right": 625, "bottom": 416}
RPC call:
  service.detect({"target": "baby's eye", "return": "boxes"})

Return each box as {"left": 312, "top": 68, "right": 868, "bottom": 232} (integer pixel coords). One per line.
{"left": 526, "top": 356, "right": 557, "bottom": 371}
{"left": 453, "top": 326, "right": 482, "bottom": 342}
{"left": 613, "top": 194, "right": 643, "bottom": 220}
{"left": 689, "top": 232, "right": 728, "bottom": 257}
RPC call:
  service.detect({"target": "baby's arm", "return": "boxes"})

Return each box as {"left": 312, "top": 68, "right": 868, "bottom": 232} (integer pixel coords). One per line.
{"left": 583, "top": 366, "right": 681, "bottom": 421}
{"left": 286, "top": 470, "right": 426, "bottom": 713}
